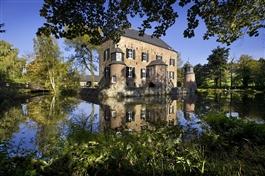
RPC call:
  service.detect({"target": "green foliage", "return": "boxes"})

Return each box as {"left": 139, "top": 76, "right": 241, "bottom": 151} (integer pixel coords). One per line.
{"left": 26, "top": 35, "right": 80, "bottom": 94}
{"left": 200, "top": 113, "right": 265, "bottom": 175}
{"left": 203, "top": 113, "right": 265, "bottom": 145}
{"left": 235, "top": 55, "right": 258, "bottom": 88}
{"left": 0, "top": 40, "right": 26, "bottom": 83}
{"left": 182, "top": 0, "right": 265, "bottom": 44}
{"left": 255, "top": 58, "right": 265, "bottom": 89}
{"left": 38, "top": 0, "right": 265, "bottom": 45}
{"left": 194, "top": 64, "right": 209, "bottom": 88}
{"left": 1, "top": 112, "right": 265, "bottom": 175}
{"left": 195, "top": 54, "right": 265, "bottom": 90}
{"left": 50, "top": 128, "right": 204, "bottom": 175}
{"left": 207, "top": 47, "right": 229, "bottom": 88}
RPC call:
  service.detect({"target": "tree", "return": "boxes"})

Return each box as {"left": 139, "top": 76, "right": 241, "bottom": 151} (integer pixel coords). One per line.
{"left": 38, "top": 0, "right": 265, "bottom": 45}
{"left": 194, "top": 64, "right": 209, "bottom": 88}
{"left": 254, "top": 58, "right": 265, "bottom": 89}
{"left": 0, "top": 40, "right": 25, "bottom": 83}
{"left": 235, "top": 55, "right": 258, "bottom": 88}
{"left": 207, "top": 47, "right": 229, "bottom": 88}
{"left": 27, "top": 35, "right": 79, "bottom": 94}
{"left": 65, "top": 35, "right": 98, "bottom": 86}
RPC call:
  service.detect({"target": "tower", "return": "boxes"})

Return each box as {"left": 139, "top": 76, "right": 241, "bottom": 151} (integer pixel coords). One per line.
{"left": 109, "top": 47, "right": 126, "bottom": 86}
{"left": 184, "top": 62, "right": 197, "bottom": 93}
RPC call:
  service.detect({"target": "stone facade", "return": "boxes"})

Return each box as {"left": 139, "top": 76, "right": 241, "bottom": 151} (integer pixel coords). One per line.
{"left": 184, "top": 63, "right": 197, "bottom": 93}
{"left": 99, "top": 29, "right": 178, "bottom": 97}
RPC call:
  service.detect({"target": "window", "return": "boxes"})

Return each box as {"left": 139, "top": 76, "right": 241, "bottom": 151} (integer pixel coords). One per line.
{"left": 140, "top": 108, "right": 146, "bottom": 119}
{"left": 111, "top": 52, "right": 123, "bottom": 61}
{"left": 156, "top": 55, "right": 162, "bottom": 60}
{"left": 111, "top": 75, "right": 117, "bottom": 83}
{"left": 126, "top": 48, "right": 135, "bottom": 59}
{"left": 169, "top": 58, "right": 175, "bottom": 66}
{"left": 142, "top": 52, "right": 148, "bottom": 62}
{"left": 169, "top": 106, "right": 174, "bottom": 114}
{"left": 147, "top": 68, "right": 154, "bottom": 77}
{"left": 111, "top": 111, "right": 116, "bottom": 118}
{"left": 104, "top": 48, "right": 110, "bottom": 61}
{"left": 126, "top": 67, "right": 135, "bottom": 78}
{"left": 141, "top": 68, "right": 146, "bottom": 79}
{"left": 169, "top": 71, "right": 175, "bottom": 79}
{"left": 116, "top": 53, "right": 122, "bottom": 61}
{"left": 104, "top": 67, "right": 110, "bottom": 78}
{"left": 126, "top": 111, "right": 135, "bottom": 122}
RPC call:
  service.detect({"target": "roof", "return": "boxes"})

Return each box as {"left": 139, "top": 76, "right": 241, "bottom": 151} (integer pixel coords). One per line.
{"left": 111, "top": 47, "right": 123, "bottom": 53}
{"left": 80, "top": 75, "right": 100, "bottom": 82}
{"left": 122, "top": 29, "right": 176, "bottom": 52}
{"left": 147, "top": 59, "right": 168, "bottom": 67}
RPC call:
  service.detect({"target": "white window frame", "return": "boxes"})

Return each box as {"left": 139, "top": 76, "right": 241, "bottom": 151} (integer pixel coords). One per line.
{"left": 128, "top": 67, "right": 133, "bottom": 78}
{"left": 111, "top": 110, "right": 116, "bottom": 118}
{"left": 141, "top": 68, "right": 146, "bottom": 79}
{"left": 111, "top": 75, "right": 117, "bottom": 83}
{"left": 142, "top": 52, "right": 148, "bottom": 62}
{"left": 116, "top": 52, "right": 122, "bottom": 61}
{"left": 170, "top": 58, "right": 175, "bottom": 66}
{"left": 156, "top": 55, "right": 162, "bottom": 60}
{"left": 128, "top": 49, "right": 133, "bottom": 59}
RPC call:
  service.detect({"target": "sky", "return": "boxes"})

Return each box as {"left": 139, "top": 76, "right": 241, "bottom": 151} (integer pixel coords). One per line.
{"left": 0, "top": 0, "right": 264, "bottom": 66}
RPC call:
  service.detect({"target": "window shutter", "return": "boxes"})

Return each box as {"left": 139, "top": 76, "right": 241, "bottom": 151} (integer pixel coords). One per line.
{"left": 141, "top": 53, "right": 144, "bottom": 61}
{"left": 132, "top": 67, "right": 135, "bottom": 78}
{"left": 107, "top": 49, "right": 110, "bottom": 60}
{"left": 141, "top": 69, "right": 143, "bottom": 78}
{"left": 146, "top": 69, "right": 149, "bottom": 78}
{"left": 147, "top": 53, "right": 149, "bottom": 62}
{"left": 126, "top": 67, "right": 129, "bottom": 77}
{"left": 133, "top": 49, "right": 135, "bottom": 60}
{"left": 103, "top": 50, "right": 106, "bottom": 61}
{"left": 126, "top": 49, "right": 129, "bottom": 58}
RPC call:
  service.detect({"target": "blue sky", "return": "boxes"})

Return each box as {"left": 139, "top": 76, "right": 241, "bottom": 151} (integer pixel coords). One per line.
{"left": 0, "top": 0, "right": 264, "bottom": 65}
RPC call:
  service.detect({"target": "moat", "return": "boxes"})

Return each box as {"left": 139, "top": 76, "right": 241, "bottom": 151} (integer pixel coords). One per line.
{"left": 1, "top": 91, "right": 264, "bottom": 157}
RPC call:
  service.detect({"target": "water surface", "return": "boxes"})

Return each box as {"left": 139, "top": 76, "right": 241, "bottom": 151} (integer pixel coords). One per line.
{"left": 0, "top": 92, "right": 264, "bottom": 157}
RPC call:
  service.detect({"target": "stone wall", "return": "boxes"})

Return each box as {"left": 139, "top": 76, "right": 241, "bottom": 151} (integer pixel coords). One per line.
{"left": 99, "top": 36, "right": 178, "bottom": 88}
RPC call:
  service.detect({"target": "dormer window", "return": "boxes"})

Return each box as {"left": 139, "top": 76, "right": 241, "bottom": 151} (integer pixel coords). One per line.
{"left": 156, "top": 55, "right": 162, "bottom": 60}
{"left": 111, "top": 48, "right": 124, "bottom": 61}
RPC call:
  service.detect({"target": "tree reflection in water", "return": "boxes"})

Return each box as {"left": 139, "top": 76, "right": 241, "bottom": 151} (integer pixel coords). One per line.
{"left": 1, "top": 92, "right": 265, "bottom": 159}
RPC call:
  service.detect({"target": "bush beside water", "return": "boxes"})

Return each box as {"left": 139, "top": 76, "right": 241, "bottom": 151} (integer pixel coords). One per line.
{"left": 1, "top": 113, "right": 265, "bottom": 175}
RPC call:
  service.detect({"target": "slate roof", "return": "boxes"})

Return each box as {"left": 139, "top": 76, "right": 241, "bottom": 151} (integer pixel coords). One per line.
{"left": 80, "top": 75, "right": 100, "bottom": 82}
{"left": 147, "top": 59, "right": 168, "bottom": 67}
{"left": 122, "top": 29, "right": 175, "bottom": 52}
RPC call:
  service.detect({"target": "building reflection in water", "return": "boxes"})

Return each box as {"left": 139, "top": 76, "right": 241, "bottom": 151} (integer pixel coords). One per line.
{"left": 177, "top": 95, "right": 208, "bottom": 136}
{"left": 100, "top": 97, "right": 179, "bottom": 132}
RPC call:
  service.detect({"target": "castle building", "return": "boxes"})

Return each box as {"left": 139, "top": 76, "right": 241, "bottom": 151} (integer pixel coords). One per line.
{"left": 98, "top": 29, "right": 178, "bottom": 96}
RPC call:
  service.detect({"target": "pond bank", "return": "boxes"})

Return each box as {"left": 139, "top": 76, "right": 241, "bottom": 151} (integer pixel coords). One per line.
{"left": 197, "top": 88, "right": 264, "bottom": 94}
